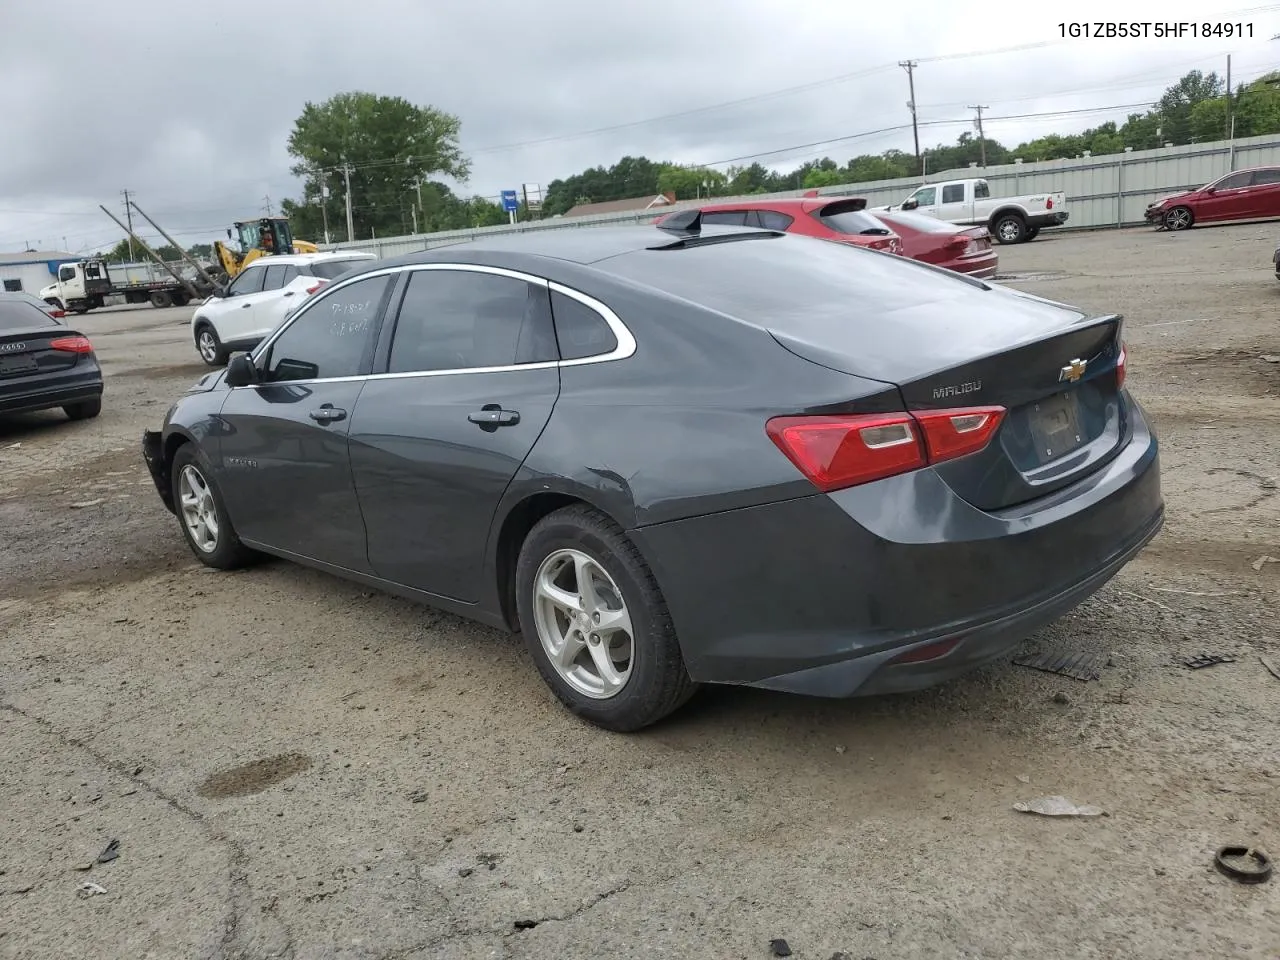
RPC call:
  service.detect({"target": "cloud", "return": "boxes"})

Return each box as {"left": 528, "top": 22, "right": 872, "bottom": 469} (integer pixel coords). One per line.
{"left": 1, "top": 0, "right": 1271, "bottom": 252}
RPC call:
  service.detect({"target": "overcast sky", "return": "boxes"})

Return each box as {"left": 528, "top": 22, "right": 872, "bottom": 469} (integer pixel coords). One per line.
{"left": 1, "top": 0, "right": 1275, "bottom": 254}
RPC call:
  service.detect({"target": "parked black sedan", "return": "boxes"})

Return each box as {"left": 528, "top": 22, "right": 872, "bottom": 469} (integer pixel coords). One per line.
{"left": 0, "top": 296, "right": 103, "bottom": 421}
{"left": 142, "top": 217, "right": 1163, "bottom": 731}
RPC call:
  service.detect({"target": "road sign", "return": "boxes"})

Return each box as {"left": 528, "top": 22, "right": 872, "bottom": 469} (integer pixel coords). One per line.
{"left": 500, "top": 190, "right": 519, "bottom": 213}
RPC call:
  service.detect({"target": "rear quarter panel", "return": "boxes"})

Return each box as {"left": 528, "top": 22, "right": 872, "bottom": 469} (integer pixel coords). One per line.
{"left": 507, "top": 274, "right": 897, "bottom": 529}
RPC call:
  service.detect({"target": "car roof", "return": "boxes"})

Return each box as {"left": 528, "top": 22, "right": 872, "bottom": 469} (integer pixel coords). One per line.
{"left": 368, "top": 225, "right": 771, "bottom": 268}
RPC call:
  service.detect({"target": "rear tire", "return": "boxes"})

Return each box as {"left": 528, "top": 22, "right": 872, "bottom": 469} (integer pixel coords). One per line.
{"left": 992, "top": 213, "right": 1028, "bottom": 245}
{"left": 195, "top": 323, "right": 227, "bottom": 367}
{"left": 1164, "top": 206, "right": 1194, "bottom": 231}
{"left": 169, "top": 444, "right": 256, "bottom": 570}
{"left": 150, "top": 291, "right": 172, "bottom": 308}
{"left": 63, "top": 398, "right": 101, "bottom": 420}
{"left": 515, "top": 504, "right": 696, "bottom": 732}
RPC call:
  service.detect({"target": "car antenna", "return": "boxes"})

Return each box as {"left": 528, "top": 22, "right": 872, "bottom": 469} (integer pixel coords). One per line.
{"left": 656, "top": 209, "right": 702, "bottom": 234}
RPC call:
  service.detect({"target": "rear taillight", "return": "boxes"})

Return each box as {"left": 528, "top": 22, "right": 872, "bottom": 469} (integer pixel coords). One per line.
{"left": 1046, "top": 198, "right": 1054, "bottom": 210}
{"left": 49, "top": 309, "right": 66, "bottom": 319}
{"left": 50, "top": 335, "right": 93, "bottom": 353}
{"left": 305, "top": 280, "right": 329, "bottom": 295}
{"left": 1116, "top": 342, "right": 1127, "bottom": 389}
{"left": 766, "top": 405, "right": 1006, "bottom": 492}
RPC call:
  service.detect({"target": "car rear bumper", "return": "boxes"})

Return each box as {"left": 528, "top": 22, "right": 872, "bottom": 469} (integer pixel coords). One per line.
{"left": 632, "top": 392, "right": 1162, "bottom": 698}
{"left": 952, "top": 254, "right": 998, "bottom": 279}
{"left": 1027, "top": 211, "right": 1069, "bottom": 228}
{"left": 0, "top": 370, "right": 103, "bottom": 416}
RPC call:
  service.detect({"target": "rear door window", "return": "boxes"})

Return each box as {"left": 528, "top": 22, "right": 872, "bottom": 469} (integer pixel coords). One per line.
{"left": 941, "top": 183, "right": 965, "bottom": 203}
{"left": 262, "top": 264, "right": 288, "bottom": 290}
{"left": 387, "top": 269, "right": 556, "bottom": 373}
{"left": 755, "top": 210, "right": 795, "bottom": 230}
{"left": 1251, "top": 168, "right": 1280, "bottom": 186}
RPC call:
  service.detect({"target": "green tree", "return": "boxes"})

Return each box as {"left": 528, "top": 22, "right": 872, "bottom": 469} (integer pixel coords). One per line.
{"left": 1155, "top": 69, "right": 1223, "bottom": 144}
{"left": 187, "top": 243, "right": 213, "bottom": 259}
{"left": 656, "top": 163, "right": 727, "bottom": 199}
{"left": 283, "top": 91, "right": 469, "bottom": 242}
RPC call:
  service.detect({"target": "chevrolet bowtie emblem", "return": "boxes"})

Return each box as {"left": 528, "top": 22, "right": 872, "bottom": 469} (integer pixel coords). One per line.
{"left": 1059, "top": 358, "right": 1087, "bottom": 383}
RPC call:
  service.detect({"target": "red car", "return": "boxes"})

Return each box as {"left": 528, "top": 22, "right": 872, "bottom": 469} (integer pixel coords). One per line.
{"left": 1145, "top": 165, "right": 1280, "bottom": 231}
{"left": 874, "top": 210, "right": 998, "bottom": 279}
{"left": 669, "top": 196, "right": 904, "bottom": 255}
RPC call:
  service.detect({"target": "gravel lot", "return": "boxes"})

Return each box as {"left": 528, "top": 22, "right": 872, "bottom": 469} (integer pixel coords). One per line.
{"left": 2, "top": 224, "right": 1279, "bottom": 960}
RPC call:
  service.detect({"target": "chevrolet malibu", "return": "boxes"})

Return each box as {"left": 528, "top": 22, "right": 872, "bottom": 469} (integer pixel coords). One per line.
{"left": 142, "top": 215, "right": 1163, "bottom": 731}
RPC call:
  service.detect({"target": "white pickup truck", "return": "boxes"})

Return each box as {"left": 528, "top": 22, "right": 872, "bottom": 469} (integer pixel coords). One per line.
{"left": 883, "top": 177, "right": 1068, "bottom": 245}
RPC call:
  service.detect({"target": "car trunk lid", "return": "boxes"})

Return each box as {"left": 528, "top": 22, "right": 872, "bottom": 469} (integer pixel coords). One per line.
{"left": 769, "top": 290, "right": 1126, "bottom": 510}
{"left": 0, "top": 325, "right": 89, "bottom": 379}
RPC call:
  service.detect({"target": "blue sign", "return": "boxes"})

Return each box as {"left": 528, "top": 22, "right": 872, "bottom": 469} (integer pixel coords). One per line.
{"left": 500, "top": 189, "right": 520, "bottom": 213}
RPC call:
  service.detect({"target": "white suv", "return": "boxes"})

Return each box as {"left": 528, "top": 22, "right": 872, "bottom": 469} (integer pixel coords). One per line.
{"left": 191, "top": 252, "right": 377, "bottom": 366}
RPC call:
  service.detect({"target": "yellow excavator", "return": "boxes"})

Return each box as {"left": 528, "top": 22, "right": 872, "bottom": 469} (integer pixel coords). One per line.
{"left": 213, "top": 217, "right": 318, "bottom": 280}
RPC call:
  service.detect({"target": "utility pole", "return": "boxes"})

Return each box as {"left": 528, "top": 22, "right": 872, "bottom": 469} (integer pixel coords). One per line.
{"left": 1225, "top": 54, "right": 1233, "bottom": 142}
{"left": 968, "top": 105, "right": 989, "bottom": 167}
{"left": 342, "top": 163, "right": 355, "bottom": 243}
{"left": 263, "top": 194, "right": 273, "bottom": 216}
{"left": 121, "top": 189, "right": 135, "bottom": 261}
{"left": 899, "top": 61, "right": 920, "bottom": 175}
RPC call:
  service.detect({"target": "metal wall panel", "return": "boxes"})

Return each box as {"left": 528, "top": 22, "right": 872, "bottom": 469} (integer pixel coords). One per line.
{"left": 320, "top": 135, "right": 1280, "bottom": 255}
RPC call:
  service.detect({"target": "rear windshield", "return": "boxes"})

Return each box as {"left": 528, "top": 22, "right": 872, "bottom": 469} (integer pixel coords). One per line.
{"left": 880, "top": 211, "right": 963, "bottom": 234}
{"left": 816, "top": 210, "right": 892, "bottom": 236}
{"left": 0, "top": 301, "right": 58, "bottom": 330}
{"left": 603, "top": 233, "right": 982, "bottom": 329}
{"left": 306, "top": 258, "right": 373, "bottom": 280}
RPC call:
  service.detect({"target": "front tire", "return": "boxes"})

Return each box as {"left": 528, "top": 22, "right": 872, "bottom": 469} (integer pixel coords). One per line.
{"left": 170, "top": 444, "right": 256, "bottom": 570}
{"left": 195, "top": 323, "right": 227, "bottom": 367}
{"left": 993, "top": 213, "right": 1028, "bottom": 245}
{"left": 63, "top": 398, "right": 101, "bottom": 420}
{"left": 1164, "top": 206, "right": 1194, "bottom": 231}
{"left": 515, "top": 505, "right": 696, "bottom": 731}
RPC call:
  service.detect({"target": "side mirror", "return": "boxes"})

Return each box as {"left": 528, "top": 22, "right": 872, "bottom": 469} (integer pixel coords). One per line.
{"left": 224, "top": 353, "right": 258, "bottom": 387}
{"left": 902, "top": 199, "right": 919, "bottom": 211}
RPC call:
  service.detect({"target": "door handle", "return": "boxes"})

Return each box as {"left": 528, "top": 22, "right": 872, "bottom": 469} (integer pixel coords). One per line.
{"left": 309, "top": 406, "right": 347, "bottom": 424}
{"left": 467, "top": 408, "right": 520, "bottom": 427}
{"left": 282, "top": 291, "right": 295, "bottom": 297}
{"left": 241, "top": 302, "right": 252, "bottom": 309}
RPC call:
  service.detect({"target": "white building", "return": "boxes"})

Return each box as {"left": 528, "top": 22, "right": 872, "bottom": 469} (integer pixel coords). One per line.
{"left": 0, "top": 250, "right": 77, "bottom": 295}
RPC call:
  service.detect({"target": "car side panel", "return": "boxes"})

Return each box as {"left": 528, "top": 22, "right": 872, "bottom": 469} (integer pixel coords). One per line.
{"left": 512, "top": 284, "right": 899, "bottom": 528}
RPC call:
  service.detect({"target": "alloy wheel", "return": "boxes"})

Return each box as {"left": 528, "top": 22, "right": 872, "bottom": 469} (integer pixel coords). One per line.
{"left": 532, "top": 548, "right": 634, "bottom": 699}
{"left": 197, "top": 330, "right": 219, "bottom": 363}
{"left": 178, "top": 465, "right": 219, "bottom": 553}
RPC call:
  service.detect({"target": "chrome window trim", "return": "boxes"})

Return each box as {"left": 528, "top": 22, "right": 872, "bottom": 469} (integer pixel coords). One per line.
{"left": 240, "top": 262, "right": 636, "bottom": 388}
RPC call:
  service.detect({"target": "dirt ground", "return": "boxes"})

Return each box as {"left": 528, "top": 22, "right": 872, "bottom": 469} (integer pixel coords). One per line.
{"left": 2, "top": 224, "right": 1278, "bottom": 960}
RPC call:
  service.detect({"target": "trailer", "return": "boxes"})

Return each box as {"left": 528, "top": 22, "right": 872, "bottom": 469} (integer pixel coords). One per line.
{"left": 39, "top": 259, "right": 205, "bottom": 313}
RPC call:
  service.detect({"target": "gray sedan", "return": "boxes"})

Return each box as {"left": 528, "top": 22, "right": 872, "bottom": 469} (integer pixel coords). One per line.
{"left": 142, "top": 217, "right": 1163, "bottom": 731}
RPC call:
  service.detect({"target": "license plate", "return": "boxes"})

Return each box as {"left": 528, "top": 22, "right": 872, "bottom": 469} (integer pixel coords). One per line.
{"left": 1028, "top": 391, "right": 1085, "bottom": 462}
{"left": 0, "top": 355, "right": 37, "bottom": 377}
